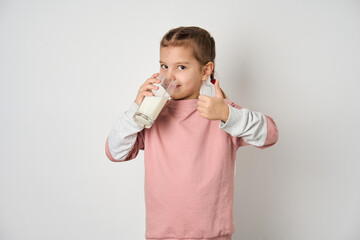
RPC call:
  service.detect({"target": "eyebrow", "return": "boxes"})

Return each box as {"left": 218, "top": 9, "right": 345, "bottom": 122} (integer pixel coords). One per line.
{"left": 159, "top": 60, "right": 190, "bottom": 65}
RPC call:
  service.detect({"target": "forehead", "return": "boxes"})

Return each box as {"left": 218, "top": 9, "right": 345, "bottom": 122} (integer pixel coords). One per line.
{"left": 159, "top": 46, "right": 196, "bottom": 64}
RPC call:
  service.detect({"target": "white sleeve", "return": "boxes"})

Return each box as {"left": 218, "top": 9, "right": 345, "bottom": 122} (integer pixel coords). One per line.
{"left": 219, "top": 105, "right": 267, "bottom": 147}
{"left": 107, "top": 101, "right": 144, "bottom": 161}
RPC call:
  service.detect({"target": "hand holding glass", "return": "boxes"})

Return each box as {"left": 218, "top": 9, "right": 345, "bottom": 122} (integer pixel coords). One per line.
{"left": 133, "top": 74, "right": 176, "bottom": 128}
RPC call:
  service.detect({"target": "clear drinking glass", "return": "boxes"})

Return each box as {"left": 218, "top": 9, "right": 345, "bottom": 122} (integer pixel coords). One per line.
{"left": 133, "top": 74, "right": 177, "bottom": 128}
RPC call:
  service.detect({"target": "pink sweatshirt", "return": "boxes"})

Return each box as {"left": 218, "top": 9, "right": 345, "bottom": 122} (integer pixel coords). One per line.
{"left": 106, "top": 98, "right": 279, "bottom": 240}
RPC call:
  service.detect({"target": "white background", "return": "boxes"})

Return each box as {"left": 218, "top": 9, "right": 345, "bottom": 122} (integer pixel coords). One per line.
{"left": 1, "top": 0, "right": 359, "bottom": 239}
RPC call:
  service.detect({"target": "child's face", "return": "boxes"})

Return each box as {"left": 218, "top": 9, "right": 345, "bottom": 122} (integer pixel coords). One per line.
{"left": 159, "top": 46, "right": 209, "bottom": 100}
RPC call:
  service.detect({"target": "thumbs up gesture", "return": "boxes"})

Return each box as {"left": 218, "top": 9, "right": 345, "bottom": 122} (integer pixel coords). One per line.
{"left": 197, "top": 79, "right": 230, "bottom": 122}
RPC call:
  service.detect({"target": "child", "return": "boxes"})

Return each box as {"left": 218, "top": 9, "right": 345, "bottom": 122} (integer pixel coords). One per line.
{"left": 105, "top": 26, "right": 279, "bottom": 240}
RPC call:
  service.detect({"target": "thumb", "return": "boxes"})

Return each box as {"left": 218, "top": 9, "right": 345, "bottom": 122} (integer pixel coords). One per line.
{"left": 214, "top": 79, "right": 223, "bottom": 99}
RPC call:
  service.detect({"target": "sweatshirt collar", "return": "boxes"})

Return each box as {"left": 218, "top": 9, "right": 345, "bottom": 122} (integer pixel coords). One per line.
{"left": 166, "top": 98, "right": 198, "bottom": 108}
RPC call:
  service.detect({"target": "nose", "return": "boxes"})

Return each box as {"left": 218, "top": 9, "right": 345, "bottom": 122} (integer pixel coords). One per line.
{"left": 165, "top": 69, "right": 176, "bottom": 81}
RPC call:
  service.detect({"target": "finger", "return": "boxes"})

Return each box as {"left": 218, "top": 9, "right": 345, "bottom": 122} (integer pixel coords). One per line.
{"left": 139, "top": 89, "right": 155, "bottom": 97}
{"left": 151, "top": 73, "right": 159, "bottom": 78}
{"left": 142, "top": 91, "right": 154, "bottom": 97}
{"left": 214, "top": 79, "right": 224, "bottom": 99}
{"left": 198, "top": 94, "right": 210, "bottom": 102}
{"left": 144, "top": 77, "right": 161, "bottom": 86}
{"left": 196, "top": 100, "right": 207, "bottom": 109}
{"left": 197, "top": 107, "right": 206, "bottom": 118}
{"left": 141, "top": 83, "right": 159, "bottom": 92}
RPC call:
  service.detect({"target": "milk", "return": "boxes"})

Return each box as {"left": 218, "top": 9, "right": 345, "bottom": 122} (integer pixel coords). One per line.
{"left": 133, "top": 75, "right": 176, "bottom": 128}
{"left": 134, "top": 96, "right": 168, "bottom": 128}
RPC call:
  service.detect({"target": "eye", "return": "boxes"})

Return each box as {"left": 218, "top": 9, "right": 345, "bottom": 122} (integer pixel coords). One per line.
{"left": 161, "top": 64, "right": 168, "bottom": 69}
{"left": 178, "top": 65, "right": 186, "bottom": 70}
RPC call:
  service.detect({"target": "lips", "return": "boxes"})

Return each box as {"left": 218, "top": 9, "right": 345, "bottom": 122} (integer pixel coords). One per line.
{"left": 176, "top": 85, "right": 181, "bottom": 88}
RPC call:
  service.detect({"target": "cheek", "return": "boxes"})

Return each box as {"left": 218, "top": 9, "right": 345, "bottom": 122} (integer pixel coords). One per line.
{"left": 178, "top": 71, "right": 202, "bottom": 86}
{"left": 159, "top": 69, "right": 166, "bottom": 75}
{"left": 182, "top": 79, "right": 196, "bottom": 89}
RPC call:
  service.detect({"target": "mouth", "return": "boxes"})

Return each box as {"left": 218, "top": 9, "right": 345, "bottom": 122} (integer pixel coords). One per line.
{"left": 176, "top": 85, "right": 181, "bottom": 88}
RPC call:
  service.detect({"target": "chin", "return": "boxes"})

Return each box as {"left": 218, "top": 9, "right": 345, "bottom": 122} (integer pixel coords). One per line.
{"left": 170, "top": 90, "right": 199, "bottom": 100}
{"left": 170, "top": 96, "right": 183, "bottom": 100}
{"left": 171, "top": 95, "right": 197, "bottom": 101}
{"left": 170, "top": 94, "right": 184, "bottom": 100}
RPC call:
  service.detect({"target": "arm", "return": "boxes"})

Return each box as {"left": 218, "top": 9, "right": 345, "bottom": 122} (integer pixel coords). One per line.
{"left": 105, "top": 101, "right": 145, "bottom": 162}
{"left": 219, "top": 101, "right": 279, "bottom": 149}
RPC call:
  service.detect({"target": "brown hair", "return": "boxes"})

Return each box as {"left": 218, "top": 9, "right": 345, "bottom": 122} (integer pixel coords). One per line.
{"left": 160, "top": 26, "right": 228, "bottom": 99}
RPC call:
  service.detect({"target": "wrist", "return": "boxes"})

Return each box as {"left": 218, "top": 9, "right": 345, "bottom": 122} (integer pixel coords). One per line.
{"left": 221, "top": 104, "right": 229, "bottom": 123}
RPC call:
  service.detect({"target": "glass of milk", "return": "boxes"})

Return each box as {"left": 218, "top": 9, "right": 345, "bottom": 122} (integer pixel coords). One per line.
{"left": 133, "top": 74, "right": 177, "bottom": 128}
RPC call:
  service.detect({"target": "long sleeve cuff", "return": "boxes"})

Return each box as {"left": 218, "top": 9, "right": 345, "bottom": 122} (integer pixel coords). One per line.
{"left": 219, "top": 105, "right": 268, "bottom": 147}
{"left": 106, "top": 101, "right": 144, "bottom": 161}
{"left": 125, "top": 101, "right": 145, "bottom": 131}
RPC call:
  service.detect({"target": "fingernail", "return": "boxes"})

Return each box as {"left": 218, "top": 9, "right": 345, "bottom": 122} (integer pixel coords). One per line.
{"left": 211, "top": 79, "right": 216, "bottom": 84}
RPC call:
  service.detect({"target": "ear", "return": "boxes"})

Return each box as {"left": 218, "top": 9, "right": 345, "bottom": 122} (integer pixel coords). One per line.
{"left": 201, "top": 62, "right": 214, "bottom": 81}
